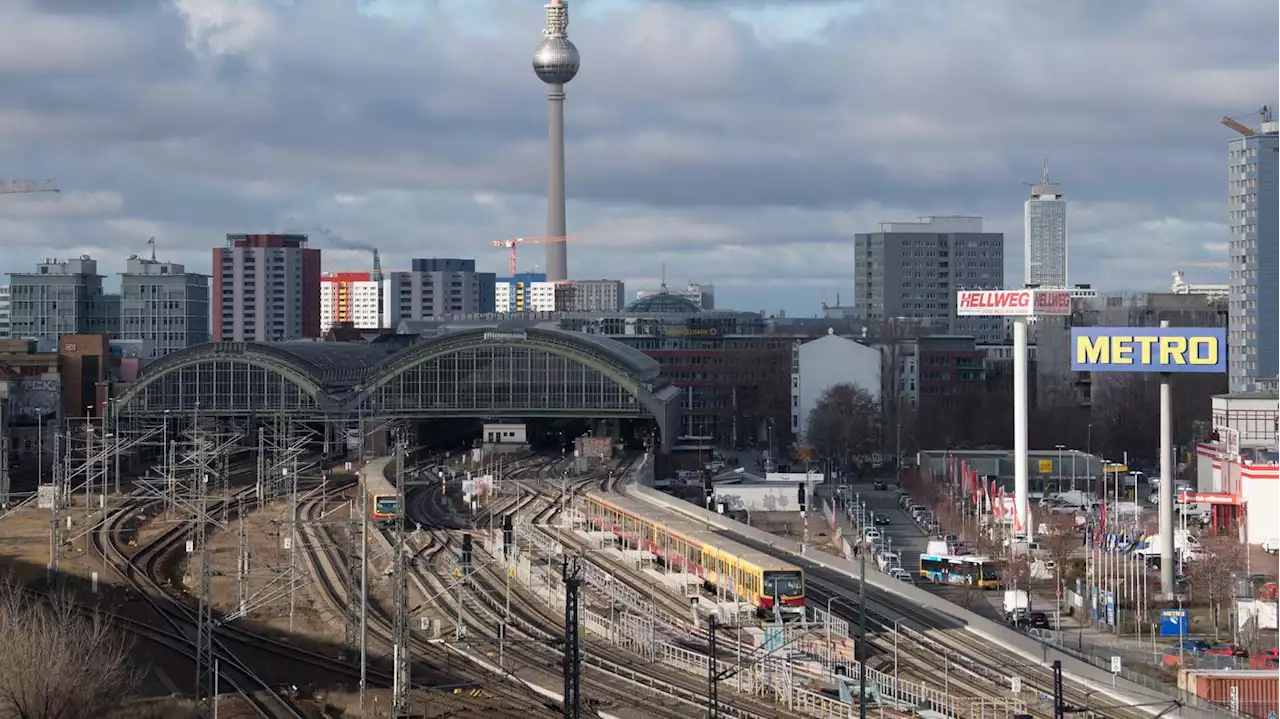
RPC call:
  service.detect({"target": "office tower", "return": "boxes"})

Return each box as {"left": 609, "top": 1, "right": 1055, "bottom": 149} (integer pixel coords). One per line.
{"left": 0, "top": 286, "right": 9, "bottom": 339}
{"left": 119, "top": 256, "right": 210, "bottom": 358}
{"left": 854, "top": 216, "right": 1005, "bottom": 343}
{"left": 557, "top": 279, "right": 625, "bottom": 311}
{"left": 532, "top": 0, "right": 580, "bottom": 281}
{"left": 1025, "top": 163, "right": 1067, "bottom": 287}
{"left": 382, "top": 258, "right": 496, "bottom": 323}
{"left": 213, "top": 234, "right": 321, "bottom": 342}
{"left": 6, "top": 256, "right": 117, "bottom": 341}
{"left": 1226, "top": 113, "right": 1279, "bottom": 392}
{"left": 320, "top": 272, "right": 380, "bottom": 333}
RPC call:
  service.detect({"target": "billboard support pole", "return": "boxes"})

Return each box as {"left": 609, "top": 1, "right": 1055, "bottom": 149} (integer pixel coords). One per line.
{"left": 1158, "top": 319, "right": 1175, "bottom": 598}
{"left": 1014, "top": 316, "right": 1031, "bottom": 542}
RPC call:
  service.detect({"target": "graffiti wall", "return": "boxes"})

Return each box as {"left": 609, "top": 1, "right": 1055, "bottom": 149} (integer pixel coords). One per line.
{"left": 3, "top": 377, "right": 61, "bottom": 425}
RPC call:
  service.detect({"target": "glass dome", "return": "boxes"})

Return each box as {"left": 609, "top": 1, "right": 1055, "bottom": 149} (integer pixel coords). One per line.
{"left": 626, "top": 291, "right": 700, "bottom": 314}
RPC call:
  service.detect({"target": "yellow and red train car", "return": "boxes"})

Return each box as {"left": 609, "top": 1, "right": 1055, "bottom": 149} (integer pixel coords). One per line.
{"left": 361, "top": 457, "right": 399, "bottom": 523}
{"left": 581, "top": 491, "right": 804, "bottom": 617}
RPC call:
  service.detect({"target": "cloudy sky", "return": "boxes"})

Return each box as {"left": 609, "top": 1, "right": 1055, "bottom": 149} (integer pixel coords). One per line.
{"left": 0, "top": 0, "right": 1274, "bottom": 315}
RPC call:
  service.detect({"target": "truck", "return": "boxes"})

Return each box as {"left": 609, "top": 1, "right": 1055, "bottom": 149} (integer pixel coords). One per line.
{"left": 1002, "top": 589, "right": 1029, "bottom": 617}
{"left": 1133, "top": 530, "right": 1201, "bottom": 559}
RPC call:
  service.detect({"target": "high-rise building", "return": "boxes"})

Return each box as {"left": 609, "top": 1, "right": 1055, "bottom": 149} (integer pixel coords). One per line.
{"left": 119, "top": 256, "right": 210, "bottom": 358}
{"left": 1227, "top": 116, "right": 1279, "bottom": 392}
{"left": 854, "top": 216, "right": 1006, "bottom": 343}
{"left": 0, "top": 285, "right": 10, "bottom": 339}
{"left": 1024, "top": 165, "right": 1067, "bottom": 287}
{"left": 495, "top": 273, "right": 552, "bottom": 313}
{"left": 636, "top": 281, "right": 715, "bottom": 310}
{"left": 320, "top": 272, "right": 379, "bottom": 333}
{"left": 557, "top": 279, "right": 624, "bottom": 311}
{"left": 6, "top": 256, "right": 118, "bottom": 341}
{"left": 213, "top": 234, "right": 321, "bottom": 342}
{"left": 384, "top": 258, "right": 496, "bottom": 322}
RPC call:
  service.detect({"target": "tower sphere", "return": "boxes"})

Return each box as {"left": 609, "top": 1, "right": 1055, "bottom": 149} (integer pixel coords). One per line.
{"left": 533, "top": 38, "right": 580, "bottom": 85}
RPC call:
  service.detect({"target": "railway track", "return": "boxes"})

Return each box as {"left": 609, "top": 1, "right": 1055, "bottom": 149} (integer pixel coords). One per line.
{"left": 88, "top": 468, "right": 405, "bottom": 716}
{"left": 410, "top": 454, "right": 804, "bottom": 719}
{"left": 298, "top": 468, "right": 564, "bottom": 718}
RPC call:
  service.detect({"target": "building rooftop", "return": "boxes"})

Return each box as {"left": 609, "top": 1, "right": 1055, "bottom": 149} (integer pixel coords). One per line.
{"left": 626, "top": 290, "right": 701, "bottom": 314}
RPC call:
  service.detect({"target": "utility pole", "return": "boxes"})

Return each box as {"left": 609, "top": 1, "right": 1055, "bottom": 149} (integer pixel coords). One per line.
{"left": 390, "top": 431, "right": 412, "bottom": 718}
{"left": 1052, "top": 660, "right": 1065, "bottom": 719}
{"left": 858, "top": 549, "right": 867, "bottom": 719}
{"left": 192, "top": 419, "right": 216, "bottom": 710}
{"left": 287, "top": 455, "right": 299, "bottom": 633}
{"left": 236, "top": 493, "right": 249, "bottom": 619}
{"left": 359, "top": 462, "right": 369, "bottom": 712}
{"left": 562, "top": 555, "right": 583, "bottom": 719}
{"left": 707, "top": 614, "right": 720, "bottom": 719}
{"left": 47, "top": 431, "right": 63, "bottom": 586}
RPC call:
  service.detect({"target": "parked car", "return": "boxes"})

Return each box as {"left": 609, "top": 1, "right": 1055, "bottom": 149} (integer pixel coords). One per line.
{"left": 1262, "top": 538, "right": 1280, "bottom": 555}
{"left": 1172, "top": 639, "right": 1212, "bottom": 655}
{"left": 888, "top": 567, "right": 913, "bottom": 583}
{"left": 1027, "top": 611, "right": 1051, "bottom": 630}
{"left": 1206, "top": 643, "right": 1249, "bottom": 658}
{"left": 1250, "top": 648, "right": 1278, "bottom": 669}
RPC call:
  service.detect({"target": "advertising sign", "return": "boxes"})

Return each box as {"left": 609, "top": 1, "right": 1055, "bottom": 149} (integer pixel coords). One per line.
{"left": 1159, "top": 608, "right": 1187, "bottom": 636}
{"left": 956, "top": 289, "right": 1072, "bottom": 317}
{"left": 1070, "top": 328, "right": 1226, "bottom": 373}
{"left": 1037, "top": 460, "right": 1054, "bottom": 474}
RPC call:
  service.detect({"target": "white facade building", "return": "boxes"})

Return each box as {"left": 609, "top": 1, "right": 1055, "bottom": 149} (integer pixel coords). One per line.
{"left": 1193, "top": 391, "right": 1279, "bottom": 545}
{"left": 319, "top": 276, "right": 381, "bottom": 333}
{"left": 496, "top": 281, "right": 558, "bottom": 313}
{"left": 790, "top": 331, "right": 881, "bottom": 440}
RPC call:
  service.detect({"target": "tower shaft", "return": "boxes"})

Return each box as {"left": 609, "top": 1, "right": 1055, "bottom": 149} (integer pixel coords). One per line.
{"left": 546, "top": 84, "right": 568, "bottom": 282}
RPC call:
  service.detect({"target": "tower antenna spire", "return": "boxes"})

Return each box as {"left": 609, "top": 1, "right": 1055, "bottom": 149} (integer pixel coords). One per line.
{"left": 1042, "top": 155, "right": 1050, "bottom": 185}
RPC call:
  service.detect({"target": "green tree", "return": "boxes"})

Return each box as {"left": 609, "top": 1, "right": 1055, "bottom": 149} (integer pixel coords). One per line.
{"left": 805, "top": 383, "right": 883, "bottom": 464}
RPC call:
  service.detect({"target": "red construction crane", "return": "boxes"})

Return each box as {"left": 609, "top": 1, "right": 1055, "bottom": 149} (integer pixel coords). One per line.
{"left": 0, "top": 179, "right": 59, "bottom": 195}
{"left": 491, "top": 235, "right": 580, "bottom": 275}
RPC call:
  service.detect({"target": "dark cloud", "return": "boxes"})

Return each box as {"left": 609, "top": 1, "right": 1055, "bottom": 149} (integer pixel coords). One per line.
{"left": 0, "top": 0, "right": 1273, "bottom": 313}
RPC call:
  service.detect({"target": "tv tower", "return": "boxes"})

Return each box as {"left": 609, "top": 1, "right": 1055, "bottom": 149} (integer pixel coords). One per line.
{"left": 532, "top": 0, "right": 580, "bottom": 282}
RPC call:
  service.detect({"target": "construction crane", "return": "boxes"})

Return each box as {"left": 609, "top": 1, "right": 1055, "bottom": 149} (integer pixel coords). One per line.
{"left": 0, "top": 179, "right": 59, "bottom": 195}
{"left": 491, "top": 235, "right": 580, "bottom": 275}
{"left": 1221, "top": 106, "right": 1273, "bottom": 137}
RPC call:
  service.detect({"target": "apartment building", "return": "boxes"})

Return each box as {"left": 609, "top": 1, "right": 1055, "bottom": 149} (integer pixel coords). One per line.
{"left": 213, "top": 234, "right": 321, "bottom": 341}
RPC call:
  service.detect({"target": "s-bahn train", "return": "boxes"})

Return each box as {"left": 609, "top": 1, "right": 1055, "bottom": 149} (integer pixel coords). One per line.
{"left": 582, "top": 492, "right": 805, "bottom": 618}
{"left": 360, "top": 457, "right": 399, "bottom": 524}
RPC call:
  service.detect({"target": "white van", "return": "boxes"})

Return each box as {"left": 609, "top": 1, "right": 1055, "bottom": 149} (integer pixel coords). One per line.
{"left": 1133, "top": 531, "right": 1201, "bottom": 557}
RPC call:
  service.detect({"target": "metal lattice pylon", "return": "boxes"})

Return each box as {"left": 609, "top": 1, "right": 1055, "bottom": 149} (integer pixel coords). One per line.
{"left": 390, "top": 430, "right": 412, "bottom": 717}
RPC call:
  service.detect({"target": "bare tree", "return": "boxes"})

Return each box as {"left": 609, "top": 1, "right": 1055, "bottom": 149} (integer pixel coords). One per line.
{"left": 0, "top": 578, "right": 145, "bottom": 719}
{"left": 1185, "top": 536, "right": 1247, "bottom": 640}
{"left": 805, "top": 383, "right": 882, "bottom": 465}
{"left": 1039, "top": 517, "right": 1082, "bottom": 566}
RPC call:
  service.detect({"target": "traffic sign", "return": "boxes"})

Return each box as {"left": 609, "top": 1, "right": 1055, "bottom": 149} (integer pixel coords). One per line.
{"left": 1110, "top": 656, "right": 1122, "bottom": 674}
{"left": 1010, "top": 677, "right": 1022, "bottom": 694}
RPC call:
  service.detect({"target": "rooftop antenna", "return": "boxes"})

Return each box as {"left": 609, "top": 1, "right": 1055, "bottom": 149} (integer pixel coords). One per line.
{"left": 1042, "top": 156, "right": 1050, "bottom": 185}
{"left": 660, "top": 261, "right": 668, "bottom": 292}
{"left": 147, "top": 237, "right": 156, "bottom": 262}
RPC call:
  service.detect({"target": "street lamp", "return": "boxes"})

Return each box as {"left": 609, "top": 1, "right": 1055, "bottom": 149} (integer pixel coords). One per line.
{"left": 1054, "top": 445, "right": 1065, "bottom": 493}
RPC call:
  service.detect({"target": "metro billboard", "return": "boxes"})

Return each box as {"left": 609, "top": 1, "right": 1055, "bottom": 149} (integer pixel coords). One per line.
{"left": 956, "top": 289, "right": 1072, "bottom": 317}
{"left": 1070, "top": 327, "right": 1227, "bottom": 373}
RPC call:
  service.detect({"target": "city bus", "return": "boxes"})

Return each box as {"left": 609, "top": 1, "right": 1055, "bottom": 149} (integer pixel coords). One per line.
{"left": 918, "top": 553, "right": 1000, "bottom": 588}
